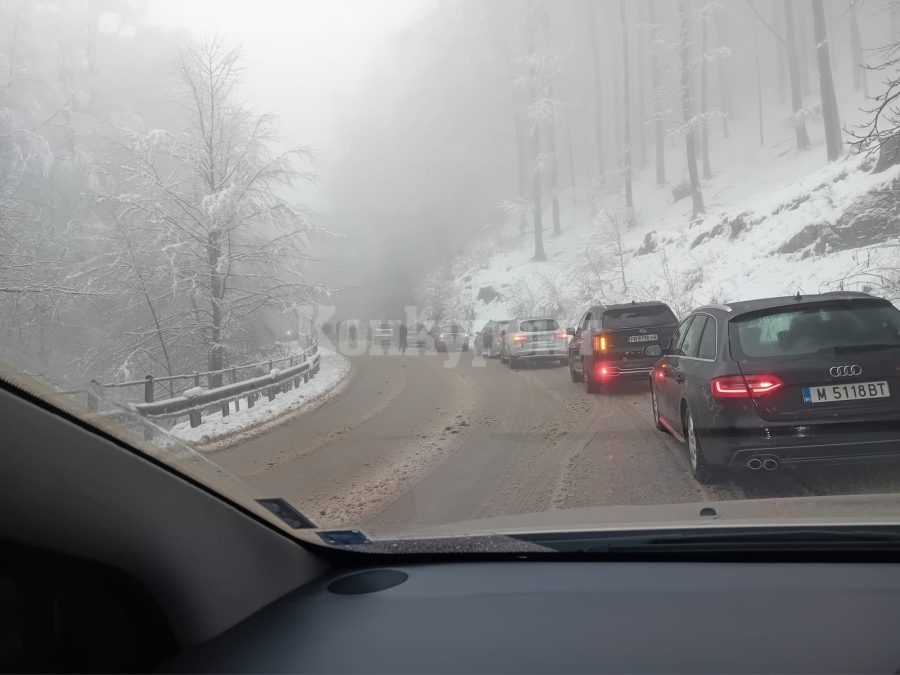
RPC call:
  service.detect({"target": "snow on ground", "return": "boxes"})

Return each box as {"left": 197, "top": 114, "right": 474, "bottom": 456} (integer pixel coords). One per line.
{"left": 169, "top": 347, "right": 351, "bottom": 445}
{"left": 453, "top": 93, "right": 900, "bottom": 330}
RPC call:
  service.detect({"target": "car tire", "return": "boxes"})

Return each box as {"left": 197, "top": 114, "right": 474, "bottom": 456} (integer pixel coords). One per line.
{"left": 582, "top": 360, "right": 600, "bottom": 394}
{"left": 509, "top": 355, "right": 519, "bottom": 370}
{"left": 684, "top": 408, "right": 722, "bottom": 485}
{"left": 500, "top": 350, "right": 507, "bottom": 364}
{"left": 569, "top": 361, "right": 583, "bottom": 383}
{"left": 651, "top": 386, "right": 666, "bottom": 431}
{"left": 462, "top": 344, "right": 469, "bottom": 352}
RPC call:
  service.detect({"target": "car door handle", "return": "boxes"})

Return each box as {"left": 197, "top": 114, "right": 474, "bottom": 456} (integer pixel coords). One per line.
{"left": 675, "top": 374, "right": 685, "bottom": 384}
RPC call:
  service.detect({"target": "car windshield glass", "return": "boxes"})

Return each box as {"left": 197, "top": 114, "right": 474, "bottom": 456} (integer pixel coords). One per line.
{"left": 4, "top": 0, "right": 900, "bottom": 550}
{"left": 519, "top": 319, "right": 559, "bottom": 332}
{"left": 732, "top": 302, "right": 900, "bottom": 358}
{"left": 602, "top": 306, "right": 678, "bottom": 329}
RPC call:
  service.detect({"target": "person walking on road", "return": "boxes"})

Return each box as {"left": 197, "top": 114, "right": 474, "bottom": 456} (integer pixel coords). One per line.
{"left": 399, "top": 322, "right": 408, "bottom": 354}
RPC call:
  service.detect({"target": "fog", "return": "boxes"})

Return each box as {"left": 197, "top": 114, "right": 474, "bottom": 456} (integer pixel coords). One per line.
{"left": 0, "top": 0, "right": 894, "bottom": 385}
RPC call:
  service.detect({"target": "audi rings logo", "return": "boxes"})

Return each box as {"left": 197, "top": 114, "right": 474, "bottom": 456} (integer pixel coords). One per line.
{"left": 830, "top": 365, "right": 862, "bottom": 377}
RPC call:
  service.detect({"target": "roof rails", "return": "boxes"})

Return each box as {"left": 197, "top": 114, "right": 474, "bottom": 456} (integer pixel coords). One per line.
{"left": 695, "top": 303, "right": 733, "bottom": 313}
{"left": 819, "top": 290, "right": 875, "bottom": 298}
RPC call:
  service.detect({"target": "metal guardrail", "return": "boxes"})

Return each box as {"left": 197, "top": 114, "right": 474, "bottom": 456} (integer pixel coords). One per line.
{"left": 58, "top": 341, "right": 321, "bottom": 433}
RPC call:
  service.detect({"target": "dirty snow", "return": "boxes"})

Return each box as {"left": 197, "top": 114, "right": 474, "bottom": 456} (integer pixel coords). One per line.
{"left": 169, "top": 348, "right": 351, "bottom": 445}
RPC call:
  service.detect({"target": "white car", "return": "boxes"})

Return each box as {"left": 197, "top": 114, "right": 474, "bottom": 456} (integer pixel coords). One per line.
{"left": 500, "top": 317, "right": 567, "bottom": 369}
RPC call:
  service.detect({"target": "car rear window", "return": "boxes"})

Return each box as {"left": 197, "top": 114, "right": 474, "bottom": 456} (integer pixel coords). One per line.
{"left": 601, "top": 305, "right": 678, "bottom": 329}
{"left": 441, "top": 325, "right": 463, "bottom": 332}
{"left": 377, "top": 323, "right": 391, "bottom": 329}
{"left": 731, "top": 301, "right": 900, "bottom": 358}
{"left": 519, "top": 319, "right": 559, "bottom": 332}
{"left": 497, "top": 321, "right": 510, "bottom": 331}
{"left": 411, "top": 324, "right": 426, "bottom": 331}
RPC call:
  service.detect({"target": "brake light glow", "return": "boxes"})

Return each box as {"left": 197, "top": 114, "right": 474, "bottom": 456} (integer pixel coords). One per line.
{"left": 655, "top": 366, "right": 666, "bottom": 380}
{"left": 712, "top": 374, "right": 785, "bottom": 399}
{"left": 555, "top": 333, "right": 566, "bottom": 339}
{"left": 594, "top": 335, "right": 607, "bottom": 351}
{"left": 513, "top": 335, "right": 528, "bottom": 342}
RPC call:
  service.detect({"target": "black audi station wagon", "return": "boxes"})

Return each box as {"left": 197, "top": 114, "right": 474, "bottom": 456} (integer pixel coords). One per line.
{"left": 648, "top": 292, "right": 900, "bottom": 483}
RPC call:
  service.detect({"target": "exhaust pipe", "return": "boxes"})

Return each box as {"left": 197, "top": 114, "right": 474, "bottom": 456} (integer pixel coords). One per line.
{"left": 747, "top": 458, "right": 762, "bottom": 470}
{"left": 763, "top": 458, "right": 778, "bottom": 471}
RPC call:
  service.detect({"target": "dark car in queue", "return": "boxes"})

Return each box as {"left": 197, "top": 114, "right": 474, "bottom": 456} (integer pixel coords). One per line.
{"left": 648, "top": 291, "right": 900, "bottom": 484}
{"left": 568, "top": 302, "right": 679, "bottom": 393}
{"left": 433, "top": 324, "right": 469, "bottom": 352}
{"left": 475, "top": 319, "right": 512, "bottom": 358}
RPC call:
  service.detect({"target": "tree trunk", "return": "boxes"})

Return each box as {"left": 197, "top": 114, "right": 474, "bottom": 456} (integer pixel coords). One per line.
{"left": 679, "top": 0, "right": 705, "bottom": 218}
{"left": 513, "top": 88, "right": 529, "bottom": 236}
{"left": 715, "top": 8, "right": 730, "bottom": 138}
{"left": 610, "top": 15, "right": 623, "bottom": 161}
{"left": 621, "top": 0, "right": 633, "bottom": 208}
{"left": 638, "top": 0, "right": 648, "bottom": 168}
{"left": 649, "top": 0, "right": 665, "bottom": 185}
{"left": 774, "top": 0, "right": 787, "bottom": 100}
{"left": 811, "top": 0, "right": 842, "bottom": 161}
{"left": 783, "top": 0, "right": 811, "bottom": 150}
{"left": 558, "top": 80, "right": 578, "bottom": 206}
{"left": 754, "top": 23, "right": 765, "bottom": 147}
{"left": 850, "top": 2, "right": 868, "bottom": 97}
{"left": 208, "top": 231, "right": 224, "bottom": 387}
{"left": 543, "top": 9, "right": 561, "bottom": 237}
{"left": 546, "top": 81, "right": 562, "bottom": 237}
{"left": 796, "top": 0, "right": 810, "bottom": 95}
{"left": 701, "top": 12, "right": 712, "bottom": 180}
{"left": 528, "top": 15, "right": 546, "bottom": 261}
{"left": 588, "top": 1, "right": 605, "bottom": 177}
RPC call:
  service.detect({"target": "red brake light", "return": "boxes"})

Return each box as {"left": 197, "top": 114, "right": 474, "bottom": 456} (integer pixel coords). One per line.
{"left": 513, "top": 335, "right": 528, "bottom": 342}
{"left": 712, "top": 374, "right": 784, "bottom": 399}
{"left": 555, "top": 333, "right": 566, "bottom": 339}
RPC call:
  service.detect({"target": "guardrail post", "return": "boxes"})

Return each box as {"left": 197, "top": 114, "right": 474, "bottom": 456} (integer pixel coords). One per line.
{"left": 268, "top": 385, "right": 276, "bottom": 401}
{"left": 268, "top": 360, "right": 273, "bottom": 373}
{"left": 247, "top": 393, "right": 255, "bottom": 408}
{"left": 230, "top": 367, "right": 237, "bottom": 384}
{"left": 193, "top": 372, "right": 200, "bottom": 388}
{"left": 234, "top": 396, "right": 240, "bottom": 411}
{"left": 88, "top": 380, "right": 103, "bottom": 411}
{"left": 221, "top": 401, "right": 229, "bottom": 417}
{"left": 189, "top": 409, "right": 201, "bottom": 427}
{"left": 289, "top": 356, "right": 294, "bottom": 367}
{"left": 144, "top": 375, "right": 154, "bottom": 403}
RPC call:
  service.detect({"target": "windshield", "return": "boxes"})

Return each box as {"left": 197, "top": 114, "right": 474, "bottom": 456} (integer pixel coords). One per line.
{"left": 4, "top": 0, "right": 900, "bottom": 548}
{"left": 602, "top": 306, "right": 679, "bottom": 330}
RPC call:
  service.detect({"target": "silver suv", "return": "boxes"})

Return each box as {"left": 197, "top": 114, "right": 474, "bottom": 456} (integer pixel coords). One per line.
{"left": 500, "top": 317, "right": 566, "bottom": 369}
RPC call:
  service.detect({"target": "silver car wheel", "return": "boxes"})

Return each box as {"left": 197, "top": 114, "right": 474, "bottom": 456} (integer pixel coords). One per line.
{"left": 687, "top": 413, "right": 698, "bottom": 470}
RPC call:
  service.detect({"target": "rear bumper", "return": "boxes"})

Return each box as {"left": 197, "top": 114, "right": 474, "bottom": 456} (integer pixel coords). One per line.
{"left": 698, "top": 424, "right": 900, "bottom": 468}
{"left": 513, "top": 349, "right": 565, "bottom": 361}
{"left": 595, "top": 366, "right": 654, "bottom": 379}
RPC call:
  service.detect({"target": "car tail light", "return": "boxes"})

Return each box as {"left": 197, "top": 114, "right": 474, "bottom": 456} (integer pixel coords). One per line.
{"left": 555, "top": 333, "right": 566, "bottom": 339}
{"left": 712, "top": 374, "right": 785, "bottom": 399}
{"left": 655, "top": 365, "right": 666, "bottom": 380}
{"left": 593, "top": 335, "right": 607, "bottom": 352}
{"left": 513, "top": 335, "right": 528, "bottom": 342}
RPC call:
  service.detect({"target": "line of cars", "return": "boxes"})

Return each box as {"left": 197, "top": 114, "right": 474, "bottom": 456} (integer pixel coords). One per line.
{"left": 485, "top": 291, "right": 900, "bottom": 486}
{"left": 372, "top": 321, "right": 470, "bottom": 351}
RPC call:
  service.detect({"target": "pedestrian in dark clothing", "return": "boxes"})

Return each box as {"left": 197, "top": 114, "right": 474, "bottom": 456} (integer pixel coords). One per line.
{"left": 399, "top": 323, "right": 408, "bottom": 354}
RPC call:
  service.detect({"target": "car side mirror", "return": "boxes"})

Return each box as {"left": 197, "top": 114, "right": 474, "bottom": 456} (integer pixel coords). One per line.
{"left": 643, "top": 345, "right": 663, "bottom": 358}
{"left": 565, "top": 327, "right": 575, "bottom": 336}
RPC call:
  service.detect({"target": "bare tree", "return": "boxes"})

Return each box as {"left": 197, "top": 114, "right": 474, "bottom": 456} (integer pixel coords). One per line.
{"left": 558, "top": 79, "right": 578, "bottom": 206}
{"left": 811, "top": 0, "right": 842, "bottom": 161}
{"left": 649, "top": 0, "right": 666, "bottom": 185}
{"left": 754, "top": 22, "right": 765, "bottom": 146}
{"left": 715, "top": 7, "right": 731, "bottom": 138}
{"left": 679, "top": 0, "right": 706, "bottom": 218}
{"left": 587, "top": 0, "right": 606, "bottom": 177}
{"left": 700, "top": 8, "right": 713, "bottom": 179}
{"left": 525, "top": 9, "right": 546, "bottom": 261}
{"left": 101, "top": 36, "right": 320, "bottom": 384}
{"left": 849, "top": 1, "right": 869, "bottom": 97}
{"left": 621, "top": 0, "right": 633, "bottom": 209}
{"left": 746, "top": 0, "right": 811, "bottom": 150}
{"left": 542, "top": 10, "right": 561, "bottom": 237}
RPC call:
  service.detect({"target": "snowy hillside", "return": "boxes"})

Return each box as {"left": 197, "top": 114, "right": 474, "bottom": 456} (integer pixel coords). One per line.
{"left": 434, "top": 104, "right": 900, "bottom": 331}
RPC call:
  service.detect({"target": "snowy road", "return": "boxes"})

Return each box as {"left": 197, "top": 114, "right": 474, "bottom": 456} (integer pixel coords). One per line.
{"left": 211, "top": 348, "right": 900, "bottom": 534}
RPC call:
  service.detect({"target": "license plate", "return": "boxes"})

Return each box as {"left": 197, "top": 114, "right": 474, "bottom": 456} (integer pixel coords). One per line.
{"left": 803, "top": 381, "right": 890, "bottom": 403}
{"left": 535, "top": 336, "right": 553, "bottom": 342}
{"left": 628, "top": 334, "right": 658, "bottom": 343}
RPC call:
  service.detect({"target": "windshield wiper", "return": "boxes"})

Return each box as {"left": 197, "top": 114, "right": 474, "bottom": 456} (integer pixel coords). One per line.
{"left": 832, "top": 342, "right": 900, "bottom": 353}
{"left": 519, "top": 527, "right": 900, "bottom": 553}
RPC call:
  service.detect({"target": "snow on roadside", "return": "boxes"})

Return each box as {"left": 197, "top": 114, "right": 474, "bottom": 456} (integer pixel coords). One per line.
{"left": 169, "top": 347, "right": 351, "bottom": 446}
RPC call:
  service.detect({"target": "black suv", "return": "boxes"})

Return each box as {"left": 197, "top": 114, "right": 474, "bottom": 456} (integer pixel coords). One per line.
{"left": 648, "top": 292, "right": 900, "bottom": 483}
{"left": 567, "top": 302, "right": 679, "bottom": 393}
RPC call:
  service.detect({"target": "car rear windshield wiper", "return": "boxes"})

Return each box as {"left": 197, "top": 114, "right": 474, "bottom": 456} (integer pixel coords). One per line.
{"left": 518, "top": 527, "right": 900, "bottom": 553}
{"left": 832, "top": 342, "right": 900, "bottom": 353}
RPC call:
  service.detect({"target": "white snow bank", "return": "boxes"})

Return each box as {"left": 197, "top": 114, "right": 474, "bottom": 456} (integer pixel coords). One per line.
{"left": 169, "top": 348, "right": 350, "bottom": 445}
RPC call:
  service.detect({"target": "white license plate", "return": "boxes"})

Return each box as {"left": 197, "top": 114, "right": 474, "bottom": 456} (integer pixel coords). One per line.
{"left": 628, "top": 334, "right": 658, "bottom": 343}
{"left": 803, "top": 381, "right": 890, "bottom": 404}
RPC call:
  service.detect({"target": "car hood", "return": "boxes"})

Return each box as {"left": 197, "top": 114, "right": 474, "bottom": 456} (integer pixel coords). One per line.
{"left": 371, "top": 493, "right": 900, "bottom": 540}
